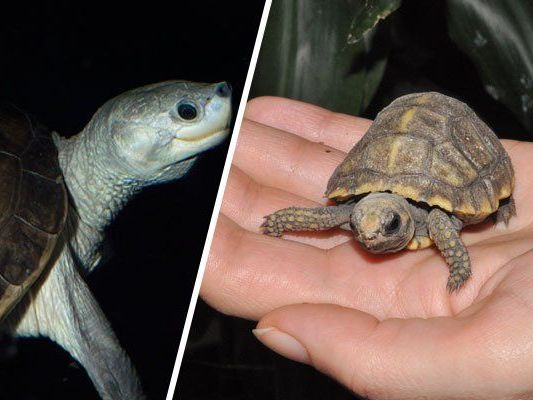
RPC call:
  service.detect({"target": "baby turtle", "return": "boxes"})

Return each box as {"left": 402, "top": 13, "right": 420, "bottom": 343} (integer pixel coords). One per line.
{"left": 262, "top": 92, "right": 515, "bottom": 292}
{"left": 0, "top": 81, "right": 231, "bottom": 399}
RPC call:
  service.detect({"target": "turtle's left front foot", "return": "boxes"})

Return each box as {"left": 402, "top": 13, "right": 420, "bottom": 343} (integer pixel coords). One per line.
{"left": 428, "top": 208, "right": 471, "bottom": 293}
{"left": 446, "top": 262, "right": 472, "bottom": 293}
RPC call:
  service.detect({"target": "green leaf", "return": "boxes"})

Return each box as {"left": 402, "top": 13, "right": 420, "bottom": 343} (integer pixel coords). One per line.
{"left": 447, "top": 0, "right": 533, "bottom": 130}
{"left": 251, "top": 0, "right": 401, "bottom": 116}
{"left": 347, "top": 0, "right": 401, "bottom": 44}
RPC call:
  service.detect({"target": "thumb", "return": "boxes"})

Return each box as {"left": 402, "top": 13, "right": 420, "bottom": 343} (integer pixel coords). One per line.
{"left": 253, "top": 303, "right": 488, "bottom": 400}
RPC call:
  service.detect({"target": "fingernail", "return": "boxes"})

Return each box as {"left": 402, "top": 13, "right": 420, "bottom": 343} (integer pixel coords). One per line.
{"left": 252, "top": 327, "right": 310, "bottom": 364}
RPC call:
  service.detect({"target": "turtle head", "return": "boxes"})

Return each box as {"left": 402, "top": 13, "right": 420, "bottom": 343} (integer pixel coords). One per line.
{"left": 91, "top": 80, "right": 231, "bottom": 183}
{"left": 350, "top": 193, "right": 415, "bottom": 253}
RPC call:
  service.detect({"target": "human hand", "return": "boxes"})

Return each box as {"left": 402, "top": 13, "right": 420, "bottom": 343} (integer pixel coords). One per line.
{"left": 202, "top": 96, "right": 533, "bottom": 399}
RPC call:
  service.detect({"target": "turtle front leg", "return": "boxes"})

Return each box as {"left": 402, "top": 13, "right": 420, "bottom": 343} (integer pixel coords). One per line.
{"left": 262, "top": 204, "right": 353, "bottom": 237}
{"left": 10, "top": 252, "right": 145, "bottom": 399}
{"left": 428, "top": 208, "right": 471, "bottom": 293}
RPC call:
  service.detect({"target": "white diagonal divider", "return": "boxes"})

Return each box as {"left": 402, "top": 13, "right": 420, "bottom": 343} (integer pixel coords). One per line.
{"left": 165, "top": 1, "right": 273, "bottom": 398}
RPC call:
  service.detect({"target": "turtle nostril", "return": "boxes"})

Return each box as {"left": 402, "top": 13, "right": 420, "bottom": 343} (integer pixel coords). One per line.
{"left": 215, "top": 82, "right": 232, "bottom": 98}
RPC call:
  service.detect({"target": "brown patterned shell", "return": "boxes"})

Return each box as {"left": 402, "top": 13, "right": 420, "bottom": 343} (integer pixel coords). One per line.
{"left": 0, "top": 104, "right": 67, "bottom": 321}
{"left": 326, "top": 92, "right": 514, "bottom": 224}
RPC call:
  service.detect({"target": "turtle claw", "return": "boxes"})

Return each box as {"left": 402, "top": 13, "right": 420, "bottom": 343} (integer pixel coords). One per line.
{"left": 261, "top": 215, "right": 283, "bottom": 237}
{"left": 447, "top": 279, "right": 462, "bottom": 294}
{"left": 446, "top": 268, "right": 472, "bottom": 293}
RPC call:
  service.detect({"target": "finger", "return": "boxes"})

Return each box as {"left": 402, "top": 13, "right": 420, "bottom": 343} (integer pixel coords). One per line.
{"left": 254, "top": 303, "right": 510, "bottom": 400}
{"left": 499, "top": 140, "right": 533, "bottom": 230}
{"left": 202, "top": 214, "right": 332, "bottom": 319}
{"left": 201, "top": 212, "right": 454, "bottom": 321}
{"left": 202, "top": 213, "right": 414, "bottom": 320}
{"left": 245, "top": 97, "right": 371, "bottom": 152}
{"left": 221, "top": 165, "right": 352, "bottom": 248}
{"left": 221, "top": 165, "right": 319, "bottom": 229}
{"left": 243, "top": 100, "right": 532, "bottom": 235}
{"left": 233, "top": 119, "right": 345, "bottom": 202}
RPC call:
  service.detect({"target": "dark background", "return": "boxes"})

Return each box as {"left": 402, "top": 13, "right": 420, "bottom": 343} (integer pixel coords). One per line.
{"left": 177, "top": 2, "right": 531, "bottom": 400}
{"left": 0, "top": 2, "right": 264, "bottom": 399}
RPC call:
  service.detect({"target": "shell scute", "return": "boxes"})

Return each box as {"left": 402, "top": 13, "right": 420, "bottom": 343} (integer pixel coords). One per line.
{"left": 430, "top": 142, "right": 478, "bottom": 187}
{"left": 0, "top": 217, "right": 51, "bottom": 286}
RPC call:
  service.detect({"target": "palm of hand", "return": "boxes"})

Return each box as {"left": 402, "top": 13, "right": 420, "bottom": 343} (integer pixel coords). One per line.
{"left": 202, "top": 96, "right": 533, "bottom": 399}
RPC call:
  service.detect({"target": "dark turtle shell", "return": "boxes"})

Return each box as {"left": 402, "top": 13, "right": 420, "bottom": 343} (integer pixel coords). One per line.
{"left": 0, "top": 104, "right": 67, "bottom": 320}
{"left": 326, "top": 92, "right": 514, "bottom": 224}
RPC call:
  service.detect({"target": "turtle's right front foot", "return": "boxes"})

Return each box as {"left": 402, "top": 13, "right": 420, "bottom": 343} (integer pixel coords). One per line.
{"left": 261, "top": 205, "right": 353, "bottom": 237}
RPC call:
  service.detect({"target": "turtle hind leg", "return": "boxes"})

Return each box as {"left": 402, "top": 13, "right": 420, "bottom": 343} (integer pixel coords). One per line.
{"left": 428, "top": 208, "right": 471, "bottom": 293}
{"left": 495, "top": 196, "right": 516, "bottom": 226}
{"left": 262, "top": 204, "right": 353, "bottom": 237}
{"left": 11, "top": 258, "right": 145, "bottom": 399}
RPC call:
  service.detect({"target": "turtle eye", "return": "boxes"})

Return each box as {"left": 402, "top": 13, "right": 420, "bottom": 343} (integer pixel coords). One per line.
{"left": 176, "top": 101, "right": 198, "bottom": 121}
{"left": 384, "top": 213, "right": 401, "bottom": 235}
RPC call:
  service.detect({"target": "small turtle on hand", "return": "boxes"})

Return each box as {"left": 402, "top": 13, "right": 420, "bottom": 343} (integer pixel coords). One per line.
{"left": 262, "top": 92, "right": 514, "bottom": 292}
{"left": 0, "top": 81, "right": 231, "bottom": 399}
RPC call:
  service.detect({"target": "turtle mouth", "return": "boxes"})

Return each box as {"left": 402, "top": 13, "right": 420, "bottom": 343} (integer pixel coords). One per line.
{"left": 359, "top": 233, "right": 410, "bottom": 254}
{"left": 172, "top": 127, "right": 229, "bottom": 144}
{"left": 361, "top": 241, "right": 390, "bottom": 254}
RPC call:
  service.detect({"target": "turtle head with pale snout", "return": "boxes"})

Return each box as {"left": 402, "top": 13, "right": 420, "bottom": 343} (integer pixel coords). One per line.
{"left": 88, "top": 80, "right": 232, "bottom": 184}
{"left": 350, "top": 192, "right": 415, "bottom": 254}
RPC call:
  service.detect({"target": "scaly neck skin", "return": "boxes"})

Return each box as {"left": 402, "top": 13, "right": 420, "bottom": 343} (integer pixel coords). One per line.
{"left": 55, "top": 120, "right": 143, "bottom": 271}
{"left": 56, "top": 118, "right": 198, "bottom": 272}
{"left": 54, "top": 80, "right": 230, "bottom": 272}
